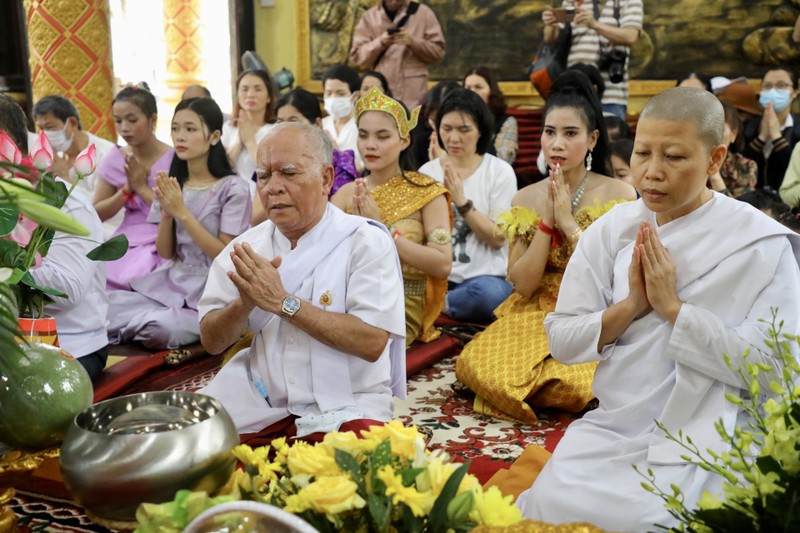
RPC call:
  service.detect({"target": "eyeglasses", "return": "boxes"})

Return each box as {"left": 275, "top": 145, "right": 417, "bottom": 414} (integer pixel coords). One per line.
{"left": 762, "top": 82, "right": 793, "bottom": 91}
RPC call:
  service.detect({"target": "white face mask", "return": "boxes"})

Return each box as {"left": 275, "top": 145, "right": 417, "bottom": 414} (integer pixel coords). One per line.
{"left": 324, "top": 97, "right": 354, "bottom": 119}
{"left": 44, "top": 124, "right": 73, "bottom": 153}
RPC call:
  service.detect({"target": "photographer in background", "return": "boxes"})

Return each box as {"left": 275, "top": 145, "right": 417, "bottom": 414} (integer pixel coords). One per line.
{"left": 542, "top": 0, "right": 643, "bottom": 118}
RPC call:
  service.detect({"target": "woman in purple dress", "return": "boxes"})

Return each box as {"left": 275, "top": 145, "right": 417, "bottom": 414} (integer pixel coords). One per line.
{"left": 94, "top": 86, "right": 173, "bottom": 290}
{"left": 107, "top": 97, "right": 252, "bottom": 356}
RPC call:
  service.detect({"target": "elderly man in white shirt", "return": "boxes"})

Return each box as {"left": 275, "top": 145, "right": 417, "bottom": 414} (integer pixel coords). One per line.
{"left": 198, "top": 122, "right": 406, "bottom": 440}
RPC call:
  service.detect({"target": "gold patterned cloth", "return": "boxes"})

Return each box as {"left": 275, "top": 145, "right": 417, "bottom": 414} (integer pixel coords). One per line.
{"left": 455, "top": 201, "right": 620, "bottom": 423}
{"left": 370, "top": 172, "right": 452, "bottom": 346}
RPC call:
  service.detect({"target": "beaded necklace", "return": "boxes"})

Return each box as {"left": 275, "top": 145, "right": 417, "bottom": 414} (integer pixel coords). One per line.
{"left": 571, "top": 172, "right": 590, "bottom": 211}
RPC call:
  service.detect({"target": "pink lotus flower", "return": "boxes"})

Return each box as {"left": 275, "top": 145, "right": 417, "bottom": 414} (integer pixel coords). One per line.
{"left": 0, "top": 131, "right": 22, "bottom": 165}
{"left": 73, "top": 144, "right": 96, "bottom": 177}
{"left": 29, "top": 131, "right": 54, "bottom": 171}
{"left": 5, "top": 215, "right": 41, "bottom": 268}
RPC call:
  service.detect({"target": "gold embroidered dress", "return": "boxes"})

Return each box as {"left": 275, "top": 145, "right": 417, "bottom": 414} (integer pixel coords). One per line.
{"left": 455, "top": 201, "right": 619, "bottom": 423}
{"left": 370, "top": 171, "right": 452, "bottom": 346}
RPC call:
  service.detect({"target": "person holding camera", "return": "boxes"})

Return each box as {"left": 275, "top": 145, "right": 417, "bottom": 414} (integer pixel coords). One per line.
{"left": 349, "top": 0, "right": 446, "bottom": 108}
{"left": 542, "top": 0, "right": 643, "bottom": 119}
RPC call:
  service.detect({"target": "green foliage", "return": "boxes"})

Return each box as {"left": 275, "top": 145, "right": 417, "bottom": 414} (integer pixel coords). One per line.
{"left": 86, "top": 233, "right": 129, "bottom": 261}
{"left": 639, "top": 310, "right": 800, "bottom": 532}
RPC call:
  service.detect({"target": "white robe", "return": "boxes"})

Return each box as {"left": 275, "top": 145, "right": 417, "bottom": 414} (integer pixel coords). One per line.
{"left": 518, "top": 193, "right": 800, "bottom": 531}
{"left": 198, "top": 205, "right": 405, "bottom": 435}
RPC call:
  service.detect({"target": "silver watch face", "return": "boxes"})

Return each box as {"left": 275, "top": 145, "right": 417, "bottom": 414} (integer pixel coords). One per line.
{"left": 283, "top": 296, "right": 301, "bottom": 315}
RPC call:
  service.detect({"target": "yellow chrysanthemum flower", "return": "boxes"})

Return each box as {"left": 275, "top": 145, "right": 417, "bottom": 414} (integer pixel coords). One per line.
{"left": 377, "top": 465, "right": 435, "bottom": 517}
{"left": 286, "top": 441, "right": 340, "bottom": 477}
{"left": 416, "top": 456, "right": 455, "bottom": 496}
{"left": 284, "top": 475, "right": 366, "bottom": 517}
{"left": 361, "top": 420, "right": 420, "bottom": 460}
{"left": 321, "top": 430, "right": 365, "bottom": 459}
{"left": 468, "top": 486, "right": 523, "bottom": 526}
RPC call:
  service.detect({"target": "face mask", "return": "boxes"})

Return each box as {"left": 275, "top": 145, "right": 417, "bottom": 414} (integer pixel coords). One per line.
{"left": 759, "top": 88, "right": 792, "bottom": 113}
{"left": 324, "top": 97, "right": 354, "bottom": 119}
{"left": 44, "top": 124, "right": 73, "bottom": 153}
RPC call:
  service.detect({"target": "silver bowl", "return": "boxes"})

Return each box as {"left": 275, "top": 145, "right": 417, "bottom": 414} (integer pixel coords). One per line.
{"left": 60, "top": 391, "right": 238, "bottom": 521}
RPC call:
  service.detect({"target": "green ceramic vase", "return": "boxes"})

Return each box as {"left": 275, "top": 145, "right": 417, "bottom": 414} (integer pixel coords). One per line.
{"left": 0, "top": 341, "right": 93, "bottom": 449}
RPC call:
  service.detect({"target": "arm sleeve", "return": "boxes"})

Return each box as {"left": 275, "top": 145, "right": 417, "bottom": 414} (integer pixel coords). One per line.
{"left": 349, "top": 12, "right": 387, "bottom": 69}
{"left": 664, "top": 240, "right": 800, "bottom": 390}
{"left": 345, "top": 224, "right": 405, "bottom": 338}
{"left": 30, "top": 198, "right": 101, "bottom": 304}
{"left": 544, "top": 213, "right": 618, "bottom": 364}
{"left": 197, "top": 239, "right": 238, "bottom": 322}
{"left": 487, "top": 160, "right": 518, "bottom": 220}
{"left": 406, "top": 8, "right": 446, "bottom": 64}
{"left": 620, "top": 0, "right": 644, "bottom": 29}
{"left": 219, "top": 178, "right": 253, "bottom": 236}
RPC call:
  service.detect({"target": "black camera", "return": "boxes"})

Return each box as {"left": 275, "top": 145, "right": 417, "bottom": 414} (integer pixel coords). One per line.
{"left": 598, "top": 49, "right": 627, "bottom": 84}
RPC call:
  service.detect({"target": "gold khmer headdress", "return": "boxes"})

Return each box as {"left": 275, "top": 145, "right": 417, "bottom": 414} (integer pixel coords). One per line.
{"left": 355, "top": 87, "right": 420, "bottom": 139}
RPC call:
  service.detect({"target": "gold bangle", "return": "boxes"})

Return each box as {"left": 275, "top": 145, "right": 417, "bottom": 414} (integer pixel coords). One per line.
{"left": 568, "top": 227, "right": 583, "bottom": 244}
{"left": 426, "top": 227, "right": 452, "bottom": 246}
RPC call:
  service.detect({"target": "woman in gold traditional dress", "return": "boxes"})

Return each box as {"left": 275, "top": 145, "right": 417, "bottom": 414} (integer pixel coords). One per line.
{"left": 332, "top": 87, "right": 453, "bottom": 346}
{"left": 455, "top": 71, "right": 637, "bottom": 423}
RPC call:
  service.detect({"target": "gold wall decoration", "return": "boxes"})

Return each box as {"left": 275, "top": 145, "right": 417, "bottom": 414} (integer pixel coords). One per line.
{"left": 24, "top": 0, "right": 116, "bottom": 142}
{"left": 301, "top": 0, "right": 797, "bottom": 101}
{"left": 163, "top": 0, "right": 204, "bottom": 109}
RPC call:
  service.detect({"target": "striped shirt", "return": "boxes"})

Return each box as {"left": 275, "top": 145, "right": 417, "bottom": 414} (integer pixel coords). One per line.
{"left": 562, "top": 0, "right": 644, "bottom": 107}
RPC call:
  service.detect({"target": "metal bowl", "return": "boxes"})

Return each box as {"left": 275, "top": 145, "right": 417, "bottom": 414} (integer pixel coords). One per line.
{"left": 60, "top": 391, "right": 238, "bottom": 521}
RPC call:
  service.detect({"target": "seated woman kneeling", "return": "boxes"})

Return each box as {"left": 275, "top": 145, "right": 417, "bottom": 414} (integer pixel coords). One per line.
{"left": 455, "top": 71, "right": 636, "bottom": 423}
{"left": 419, "top": 89, "right": 518, "bottom": 323}
{"left": 107, "top": 97, "right": 252, "bottom": 358}
{"left": 332, "top": 88, "right": 452, "bottom": 346}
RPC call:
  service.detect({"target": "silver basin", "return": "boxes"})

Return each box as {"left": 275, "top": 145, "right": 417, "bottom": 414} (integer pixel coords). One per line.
{"left": 60, "top": 391, "right": 238, "bottom": 521}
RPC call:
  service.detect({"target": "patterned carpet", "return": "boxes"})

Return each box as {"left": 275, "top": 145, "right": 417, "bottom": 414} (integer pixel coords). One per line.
{"left": 9, "top": 353, "right": 580, "bottom": 531}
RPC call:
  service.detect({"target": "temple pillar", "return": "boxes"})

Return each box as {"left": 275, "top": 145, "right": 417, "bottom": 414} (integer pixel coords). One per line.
{"left": 24, "top": 0, "right": 116, "bottom": 142}
{"left": 163, "top": 0, "right": 204, "bottom": 110}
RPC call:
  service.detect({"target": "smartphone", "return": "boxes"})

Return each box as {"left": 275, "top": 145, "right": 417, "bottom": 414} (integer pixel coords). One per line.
{"left": 552, "top": 7, "right": 576, "bottom": 23}
{"left": 387, "top": 27, "right": 401, "bottom": 35}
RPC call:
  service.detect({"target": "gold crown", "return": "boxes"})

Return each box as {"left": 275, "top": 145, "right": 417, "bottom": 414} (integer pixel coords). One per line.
{"left": 355, "top": 87, "right": 420, "bottom": 139}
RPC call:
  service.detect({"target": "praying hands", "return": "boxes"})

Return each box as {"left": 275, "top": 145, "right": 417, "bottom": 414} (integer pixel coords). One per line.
{"left": 228, "top": 242, "right": 287, "bottom": 316}
{"left": 630, "top": 222, "right": 681, "bottom": 324}
{"left": 352, "top": 178, "right": 381, "bottom": 220}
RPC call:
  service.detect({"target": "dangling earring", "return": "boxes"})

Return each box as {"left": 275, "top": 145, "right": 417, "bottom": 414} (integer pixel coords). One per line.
{"left": 585, "top": 151, "right": 593, "bottom": 171}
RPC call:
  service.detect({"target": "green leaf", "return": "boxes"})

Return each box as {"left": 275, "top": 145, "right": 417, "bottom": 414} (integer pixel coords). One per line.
{"left": 446, "top": 491, "right": 473, "bottom": 524}
{"left": 0, "top": 204, "right": 18, "bottom": 236}
{"left": 37, "top": 173, "right": 69, "bottom": 208}
{"left": 370, "top": 439, "right": 393, "bottom": 494}
{"left": 400, "top": 504, "right": 424, "bottom": 533}
{"left": 400, "top": 466, "right": 426, "bottom": 487}
{"left": 367, "top": 493, "right": 391, "bottom": 533}
{"left": 87, "top": 233, "right": 128, "bottom": 261}
{"left": 429, "top": 462, "right": 470, "bottom": 533}
{"left": 334, "top": 448, "right": 366, "bottom": 496}
{"left": 20, "top": 271, "right": 67, "bottom": 298}
{"left": 0, "top": 239, "right": 25, "bottom": 269}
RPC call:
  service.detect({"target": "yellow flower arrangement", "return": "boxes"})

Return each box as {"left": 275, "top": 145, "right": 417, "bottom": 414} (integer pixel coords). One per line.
{"left": 135, "top": 419, "right": 523, "bottom": 533}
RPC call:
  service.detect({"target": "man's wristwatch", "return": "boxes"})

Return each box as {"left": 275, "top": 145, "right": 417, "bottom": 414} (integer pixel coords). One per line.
{"left": 280, "top": 295, "right": 301, "bottom": 320}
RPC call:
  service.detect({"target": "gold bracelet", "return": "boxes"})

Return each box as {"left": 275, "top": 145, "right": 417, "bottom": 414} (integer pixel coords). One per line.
{"left": 426, "top": 227, "right": 452, "bottom": 246}
{"left": 567, "top": 227, "right": 583, "bottom": 244}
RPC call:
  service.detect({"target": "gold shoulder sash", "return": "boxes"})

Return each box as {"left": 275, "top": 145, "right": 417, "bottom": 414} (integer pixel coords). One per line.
{"left": 371, "top": 172, "right": 449, "bottom": 225}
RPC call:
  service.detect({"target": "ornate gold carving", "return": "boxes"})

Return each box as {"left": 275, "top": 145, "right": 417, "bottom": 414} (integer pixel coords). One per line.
{"left": 163, "top": 0, "right": 204, "bottom": 108}
{"left": 25, "top": 0, "right": 116, "bottom": 142}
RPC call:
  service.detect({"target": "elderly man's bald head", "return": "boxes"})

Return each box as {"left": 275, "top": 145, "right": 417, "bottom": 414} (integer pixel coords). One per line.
{"left": 640, "top": 87, "right": 724, "bottom": 151}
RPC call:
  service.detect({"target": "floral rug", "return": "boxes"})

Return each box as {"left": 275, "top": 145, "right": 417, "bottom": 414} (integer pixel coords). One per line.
{"left": 394, "top": 355, "right": 580, "bottom": 484}
{"left": 9, "top": 353, "right": 580, "bottom": 531}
